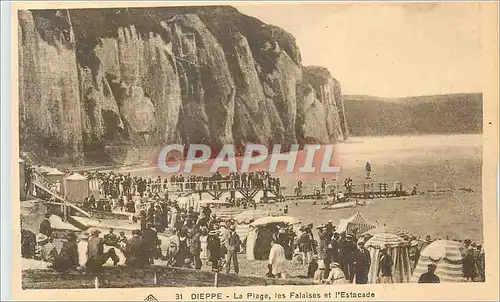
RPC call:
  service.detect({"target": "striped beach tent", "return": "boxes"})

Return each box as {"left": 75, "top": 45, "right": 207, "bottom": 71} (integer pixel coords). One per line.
{"left": 411, "top": 240, "right": 465, "bottom": 283}
{"left": 337, "top": 212, "right": 376, "bottom": 235}
{"left": 363, "top": 226, "right": 412, "bottom": 239}
{"left": 366, "top": 233, "right": 412, "bottom": 283}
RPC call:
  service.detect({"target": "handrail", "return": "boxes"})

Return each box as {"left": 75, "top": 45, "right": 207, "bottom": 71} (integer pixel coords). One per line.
{"left": 31, "top": 169, "right": 91, "bottom": 218}
{"left": 89, "top": 179, "right": 281, "bottom": 193}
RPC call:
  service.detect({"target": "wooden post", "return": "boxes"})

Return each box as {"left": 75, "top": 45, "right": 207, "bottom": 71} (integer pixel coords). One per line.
{"left": 94, "top": 276, "right": 99, "bottom": 289}
{"left": 153, "top": 272, "right": 158, "bottom": 285}
{"left": 214, "top": 272, "right": 219, "bottom": 287}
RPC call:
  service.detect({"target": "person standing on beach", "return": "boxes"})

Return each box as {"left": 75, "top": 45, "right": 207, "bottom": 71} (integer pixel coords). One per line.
{"left": 39, "top": 214, "right": 52, "bottom": 237}
{"left": 365, "top": 162, "right": 372, "bottom": 179}
{"left": 207, "top": 230, "right": 222, "bottom": 272}
{"left": 268, "top": 237, "right": 286, "bottom": 279}
{"left": 226, "top": 225, "right": 240, "bottom": 274}
{"left": 377, "top": 247, "right": 394, "bottom": 283}
{"left": 190, "top": 228, "right": 202, "bottom": 270}
{"left": 298, "top": 226, "right": 313, "bottom": 266}
{"left": 353, "top": 240, "right": 371, "bottom": 284}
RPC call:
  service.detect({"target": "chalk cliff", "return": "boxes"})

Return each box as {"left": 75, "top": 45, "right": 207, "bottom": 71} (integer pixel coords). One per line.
{"left": 18, "top": 6, "right": 348, "bottom": 165}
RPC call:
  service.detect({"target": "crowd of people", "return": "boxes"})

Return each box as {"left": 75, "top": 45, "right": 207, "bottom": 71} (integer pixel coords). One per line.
{"left": 21, "top": 161, "right": 485, "bottom": 284}
{"left": 24, "top": 205, "right": 486, "bottom": 284}
{"left": 33, "top": 202, "right": 249, "bottom": 275}
{"left": 85, "top": 170, "right": 281, "bottom": 199}
{"left": 300, "top": 226, "right": 486, "bottom": 284}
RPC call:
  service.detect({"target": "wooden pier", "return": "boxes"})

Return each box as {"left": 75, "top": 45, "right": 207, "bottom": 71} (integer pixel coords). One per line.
{"left": 153, "top": 180, "right": 283, "bottom": 205}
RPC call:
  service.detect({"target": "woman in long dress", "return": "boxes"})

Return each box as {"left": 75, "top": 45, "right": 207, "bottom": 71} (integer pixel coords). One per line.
{"left": 268, "top": 238, "right": 286, "bottom": 279}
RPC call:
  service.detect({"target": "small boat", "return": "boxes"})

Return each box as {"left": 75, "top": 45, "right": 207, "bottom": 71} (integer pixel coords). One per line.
{"left": 323, "top": 199, "right": 374, "bottom": 210}
{"left": 324, "top": 200, "right": 357, "bottom": 210}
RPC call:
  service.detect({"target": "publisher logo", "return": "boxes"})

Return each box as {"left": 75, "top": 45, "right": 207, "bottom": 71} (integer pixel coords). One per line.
{"left": 144, "top": 294, "right": 158, "bottom": 301}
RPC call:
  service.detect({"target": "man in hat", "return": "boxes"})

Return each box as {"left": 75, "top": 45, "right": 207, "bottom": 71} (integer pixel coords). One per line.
{"left": 126, "top": 229, "right": 148, "bottom": 268}
{"left": 418, "top": 263, "right": 440, "bottom": 283}
{"left": 86, "top": 229, "right": 119, "bottom": 272}
{"left": 353, "top": 239, "right": 371, "bottom": 284}
{"left": 190, "top": 227, "right": 202, "bottom": 270}
{"left": 226, "top": 224, "right": 240, "bottom": 274}
{"left": 377, "top": 246, "right": 394, "bottom": 283}
{"left": 207, "top": 230, "right": 222, "bottom": 272}
{"left": 103, "top": 228, "right": 119, "bottom": 247}
{"left": 462, "top": 246, "right": 476, "bottom": 282}
{"left": 39, "top": 214, "right": 52, "bottom": 238}
{"left": 298, "top": 226, "right": 313, "bottom": 266}
{"left": 143, "top": 222, "right": 159, "bottom": 264}
{"left": 53, "top": 232, "right": 79, "bottom": 272}
{"left": 325, "top": 231, "right": 341, "bottom": 278}
{"left": 341, "top": 233, "right": 357, "bottom": 282}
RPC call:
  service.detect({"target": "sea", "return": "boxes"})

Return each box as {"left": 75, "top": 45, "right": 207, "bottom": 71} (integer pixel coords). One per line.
{"left": 121, "top": 134, "right": 484, "bottom": 243}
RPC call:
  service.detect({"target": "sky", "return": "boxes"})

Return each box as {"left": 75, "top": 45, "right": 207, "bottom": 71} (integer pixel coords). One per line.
{"left": 233, "top": 3, "right": 482, "bottom": 97}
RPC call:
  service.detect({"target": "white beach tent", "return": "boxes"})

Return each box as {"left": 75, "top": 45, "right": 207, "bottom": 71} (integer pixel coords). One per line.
{"left": 411, "top": 240, "right": 465, "bottom": 283}
{"left": 45, "top": 168, "right": 66, "bottom": 196}
{"left": 64, "top": 173, "right": 89, "bottom": 204}
{"left": 246, "top": 216, "right": 301, "bottom": 261}
{"left": 365, "top": 233, "right": 412, "bottom": 283}
{"left": 337, "top": 212, "right": 376, "bottom": 235}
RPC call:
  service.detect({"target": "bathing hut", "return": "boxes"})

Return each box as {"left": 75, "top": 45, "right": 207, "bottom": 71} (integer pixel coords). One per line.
{"left": 365, "top": 233, "right": 412, "bottom": 283}
{"left": 411, "top": 240, "right": 465, "bottom": 283}
{"left": 45, "top": 168, "right": 66, "bottom": 196}
{"left": 64, "top": 173, "right": 89, "bottom": 204}
{"left": 336, "top": 212, "right": 376, "bottom": 235}
{"left": 246, "top": 216, "right": 301, "bottom": 261}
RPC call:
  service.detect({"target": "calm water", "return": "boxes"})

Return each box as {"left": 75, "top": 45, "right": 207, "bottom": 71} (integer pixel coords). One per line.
{"left": 272, "top": 134, "right": 484, "bottom": 243}
{"left": 123, "top": 134, "right": 484, "bottom": 242}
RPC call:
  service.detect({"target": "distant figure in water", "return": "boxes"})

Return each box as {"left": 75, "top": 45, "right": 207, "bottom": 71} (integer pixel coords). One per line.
{"left": 365, "top": 162, "right": 372, "bottom": 179}
{"left": 411, "top": 184, "right": 419, "bottom": 196}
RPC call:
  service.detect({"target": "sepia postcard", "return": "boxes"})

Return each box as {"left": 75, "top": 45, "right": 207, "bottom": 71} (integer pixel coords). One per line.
{"left": 8, "top": 1, "right": 499, "bottom": 301}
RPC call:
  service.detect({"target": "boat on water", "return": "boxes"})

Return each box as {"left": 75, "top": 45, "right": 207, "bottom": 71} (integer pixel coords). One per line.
{"left": 324, "top": 199, "right": 374, "bottom": 210}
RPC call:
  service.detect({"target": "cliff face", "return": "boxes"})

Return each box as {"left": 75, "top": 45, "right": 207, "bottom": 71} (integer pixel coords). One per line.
{"left": 18, "top": 7, "right": 348, "bottom": 164}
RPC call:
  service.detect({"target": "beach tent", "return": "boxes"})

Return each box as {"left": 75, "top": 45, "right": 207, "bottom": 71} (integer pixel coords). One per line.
{"left": 246, "top": 216, "right": 301, "bottom": 261}
{"left": 337, "top": 212, "right": 376, "bottom": 235}
{"left": 365, "top": 233, "right": 412, "bottom": 283}
{"left": 45, "top": 168, "right": 65, "bottom": 183}
{"left": 411, "top": 240, "right": 465, "bottom": 283}
{"left": 362, "top": 225, "right": 413, "bottom": 239}
{"left": 64, "top": 173, "right": 89, "bottom": 204}
{"left": 45, "top": 168, "right": 66, "bottom": 195}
